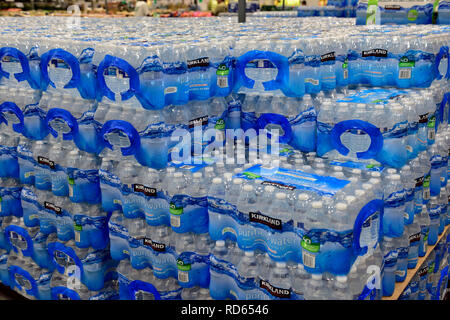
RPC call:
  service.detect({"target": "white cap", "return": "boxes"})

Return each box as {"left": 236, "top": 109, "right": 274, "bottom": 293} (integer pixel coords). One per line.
{"left": 276, "top": 192, "right": 286, "bottom": 200}
{"left": 216, "top": 240, "right": 225, "bottom": 247}
{"left": 234, "top": 168, "right": 243, "bottom": 174}
{"left": 224, "top": 172, "right": 233, "bottom": 180}
{"left": 333, "top": 166, "right": 343, "bottom": 171}
{"left": 391, "top": 174, "right": 401, "bottom": 181}
{"left": 193, "top": 172, "right": 202, "bottom": 178}
{"left": 352, "top": 169, "right": 362, "bottom": 174}
{"left": 244, "top": 251, "right": 254, "bottom": 257}
{"left": 355, "top": 190, "right": 365, "bottom": 197}
{"left": 316, "top": 163, "right": 325, "bottom": 169}
{"left": 336, "top": 276, "right": 348, "bottom": 283}
{"left": 312, "top": 274, "right": 322, "bottom": 280}
{"left": 387, "top": 168, "right": 397, "bottom": 174}
{"left": 264, "top": 186, "right": 275, "bottom": 193}
{"left": 216, "top": 162, "right": 225, "bottom": 167}
{"left": 174, "top": 172, "right": 183, "bottom": 178}
{"left": 336, "top": 203, "right": 347, "bottom": 211}
{"left": 205, "top": 166, "right": 213, "bottom": 172}
{"left": 276, "top": 262, "right": 287, "bottom": 268}
{"left": 243, "top": 185, "right": 253, "bottom": 192}
{"left": 212, "top": 178, "right": 222, "bottom": 184}
{"left": 334, "top": 172, "right": 345, "bottom": 178}
{"left": 371, "top": 172, "right": 381, "bottom": 178}
{"left": 316, "top": 170, "right": 325, "bottom": 176}
{"left": 346, "top": 195, "right": 356, "bottom": 203}
{"left": 403, "top": 165, "right": 411, "bottom": 171}
{"left": 440, "top": 187, "right": 446, "bottom": 191}
{"left": 167, "top": 167, "right": 175, "bottom": 173}
{"left": 233, "top": 178, "right": 243, "bottom": 185}
{"left": 298, "top": 193, "right": 309, "bottom": 201}
{"left": 362, "top": 183, "right": 372, "bottom": 190}
{"left": 312, "top": 201, "right": 323, "bottom": 209}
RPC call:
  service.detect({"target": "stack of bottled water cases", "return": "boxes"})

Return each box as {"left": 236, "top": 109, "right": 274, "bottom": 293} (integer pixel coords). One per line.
{"left": 298, "top": 0, "right": 359, "bottom": 17}
{"left": 356, "top": 0, "right": 450, "bottom": 25}
{"left": 399, "top": 230, "right": 449, "bottom": 300}
{"left": 0, "top": 16, "right": 448, "bottom": 300}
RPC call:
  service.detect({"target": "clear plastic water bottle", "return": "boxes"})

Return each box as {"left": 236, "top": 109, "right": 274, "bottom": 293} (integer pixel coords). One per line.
{"left": 417, "top": 204, "right": 431, "bottom": 257}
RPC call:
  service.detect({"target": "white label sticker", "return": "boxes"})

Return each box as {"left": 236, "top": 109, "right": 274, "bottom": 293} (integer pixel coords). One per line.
{"left": 178, "top": 271, "right": 189, "bottom": 283}
{"left": 164, "top": 86, "right": 177, "bottom": 95}
{"left": 217, "top": 76, "right": 228, "bottom": 88}
{"left": 302, "top": 251, "right": 316, "bottom": 269}
{"left": 343, "top": 69, "right": 348, "bottom": 80}
{"left": 170, "top": 215, "right": 181, "bottom": 228}
{"left": 75, "top": 231, "right": 80, "bottom": 243}
{"left": 399, "top": 68, "right": 412, "bottom": 79}
{"left": 69, "top": 184, "right": 73, "bottom": 198}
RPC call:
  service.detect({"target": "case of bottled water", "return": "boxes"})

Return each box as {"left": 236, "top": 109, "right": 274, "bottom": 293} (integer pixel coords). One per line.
{"left": 0, "top": 15, "right": 449, "bottom": 300}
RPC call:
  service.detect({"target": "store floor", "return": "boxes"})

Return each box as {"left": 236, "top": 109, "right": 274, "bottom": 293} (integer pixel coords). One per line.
{"left": 0, "top": 284, "right": 27, "bottom": 300}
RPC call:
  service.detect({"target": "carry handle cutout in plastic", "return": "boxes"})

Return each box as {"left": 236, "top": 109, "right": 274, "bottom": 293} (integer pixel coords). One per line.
{"left": 331, "top": 119, "right": 383, "bottom": 159}
{"left": 97, "top": 55, "right": 140, "bottom": 102}
{"left": 0, "top": 47, "right": 31, "bottom": 82}
{"left": 47, "top": 241, "right": 84, "bottom": 277}
{"left": 45, "top": 108, "right": 79, "bottom": 140}
{"left": 434, "top": 46, "right": 449, "bottom": 80}
{"left": 0, "top": 101, "right": 25, "bottom": 134}
{"left": 40, "top": 48, "right": 81, "bottom": 89}
{"left": 5, "top": 225, "right": 34, "bottom": 257}
{"left": 100, "top": 120, "right": 141, "bottom": 156}
{"left": 236, "top": 50, "right": 289, "bottom": 91}
{"left": 256, "top": 113, "right": 293, "bottom": 144}
{"left": 352, "top": 199, "right": 384, "bottom": 256}
{"left": 128, "top": 280, "right": 162, "bottom": 300}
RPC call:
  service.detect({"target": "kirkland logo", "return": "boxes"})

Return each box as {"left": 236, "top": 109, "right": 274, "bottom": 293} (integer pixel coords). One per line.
{"left": 37, "top": 156, "right": 55, "bottom": 169}
{"left": 320, "top": 52, "right": 335, "bottom": 62}
{"left": 261, "top": 181, "right": 296, "bottom": 191}
{"left": 188, "top": 115, "right": 209, "bottom": 129}
{"left": 187, "top": 57, "right": 210, "bottom": 69}
{"left": 133, "top": 184, "right": 157, "bottom": 197}
{"left": 362, "top": 49, "right": 388, "bottom": 58}
{"left": 249, "top": 212, "right": 282, "bottom": 230}
{"left": 44, "top": 201, "right": 62, "bottom": 215}
{"left": 260, "top": 280, "right": 291, "bottom": 299}
{"left": 143, "top": 238, "right": 166, "bottom": 252}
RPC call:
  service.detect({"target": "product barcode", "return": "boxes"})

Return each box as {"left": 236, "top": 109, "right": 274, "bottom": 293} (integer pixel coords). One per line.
{"left": 170, "top": 215, "right": 181, "bottom": 228}
{"left": 302, "top": 251, "right": 316, "bottom": 269}
{"left": 75, "top": 231, "right": 80, "bottom": 243}
{"left": 217, "top": 76, "right": 228, "bottom": 88}
{"left": 423, "top": 189, "right": 431, "bottom": 200}
{"left": 178, "top": 271, "right": 189, "bottom": 283}
{"left": 399, "top": 68, "right": 412, "bottom": 79}
{"left": 343, "top": 69, "right": 348, "bottom": 80}
{"left": 69, "top": 185, "right": 73, "bottom": 197}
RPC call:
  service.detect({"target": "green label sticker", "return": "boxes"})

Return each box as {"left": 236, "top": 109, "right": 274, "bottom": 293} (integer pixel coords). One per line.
{"left": 177, "top": 259, "right": 191, "bottom": 271}
{"left": 74, "top": 224, "right": 82, "bottom": 232}
{"left": 427, "top": 115, "right": 436, "bottom": 128}
{"left": 399, "top": 56, "right": 415, "bottom": 68}
{"left": 169, "top": 202, "right": 183, "bottom": 215}
{"left": 301, "top": 235, "right": 320, "bottom": 253}
{"left": 407, "top": 9, "right": 418, "bottom": 21}
{"left": 342, "top": 58, "right": 348, "bottom": 69}
{"left": 68, "top": 178, "right": 75, "bottom": 185}
{"left": 280, "top": 148, "right": 290, "bottom": 154}
{"left": 0, "top": 196, "right": 2, "bottom": 202}
{"left": 366, "top": 0, "right": 379, "bottom": 25}
{"left": 423, "top": 175, "right": 431, "bottom": 188}
{"left": 423, "top": 229, "right": 429, "bottom": 242}
{"left": 242, "top": 172, "right": 262, "bottom": 179}
{"left": 214, "top": 118, "right": 225, "bottom": 130}
{"left": 216, "top": 64, "right": 229, "bottom": 76}
{"left": 428, "top": 262, "right": 435, "bottom": 273}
